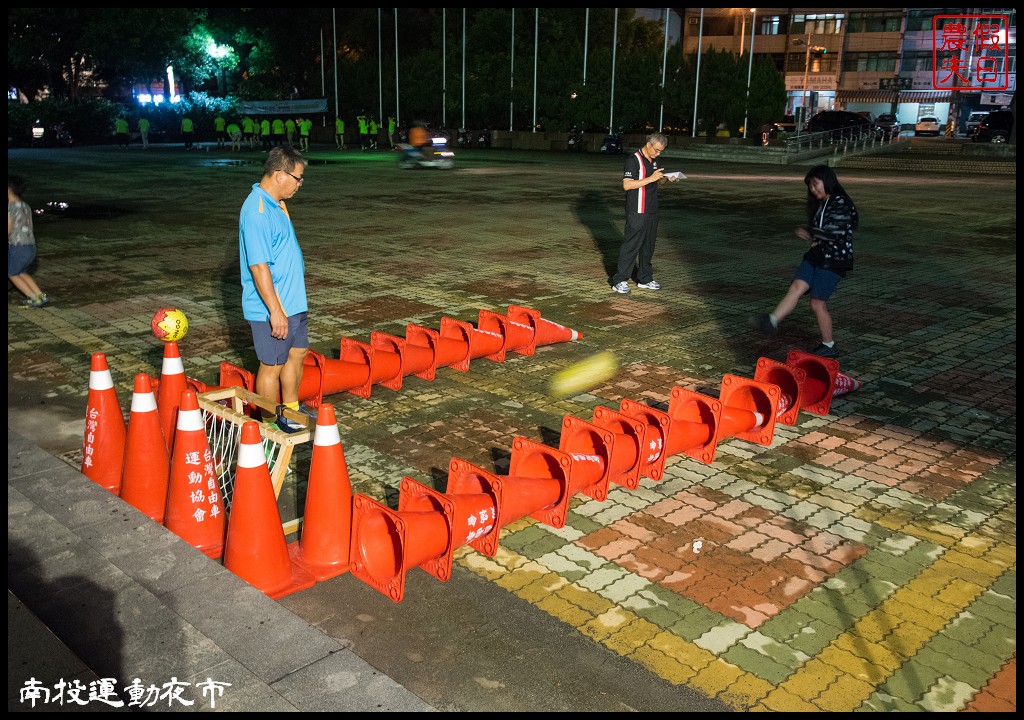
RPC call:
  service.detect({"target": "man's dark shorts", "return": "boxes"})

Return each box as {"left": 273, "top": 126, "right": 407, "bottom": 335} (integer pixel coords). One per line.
{"left": 249, "top": 312, "right": 309, "bottom": 365}
{"left": 794, "top": 260, "right": 842, "bottom": 301}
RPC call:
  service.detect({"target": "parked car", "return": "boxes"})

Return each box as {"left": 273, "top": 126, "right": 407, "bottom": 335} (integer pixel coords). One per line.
{"left": 964, "top": 111, "right": 989, "bottom": 136}
{"left": 806, "top": 110, "right": 875, "bottom": 138}
{"left": 759, "top": 115, "right": 797, "bottom": 145}
{"left": 914, "top": 116, "right": 941, "bottom": 136}
{"left": 775, "top": 114, "right": 796, "bottom": 133}
{"left": 972, "top": 109, "right": 1013, "bottom": 143}
{"left": 874, "top": 113, "right": 900, "bottom": 138}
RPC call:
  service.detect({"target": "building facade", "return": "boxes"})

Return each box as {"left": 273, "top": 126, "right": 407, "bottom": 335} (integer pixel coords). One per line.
{"left": 679, "top": 8, "right": 1016, "bottom": 133}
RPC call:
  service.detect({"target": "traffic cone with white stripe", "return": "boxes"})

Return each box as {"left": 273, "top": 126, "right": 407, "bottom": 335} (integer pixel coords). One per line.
{"left": 164, "top": 390, "right": 226, "bottom": 559}
{"left": 119, "top": 373, "right": 170, "bottom": 522}
{"left": 224, "top": 422, "right": 316, "bottom": 598}
{"left": 157, "top": 341, "right": 187, "bottom": 456}
{"left": 288, "top": 404, "right": 352, "bottom": 580}
{"left": 81, "top": 353, "right": 127, "bottom": 493}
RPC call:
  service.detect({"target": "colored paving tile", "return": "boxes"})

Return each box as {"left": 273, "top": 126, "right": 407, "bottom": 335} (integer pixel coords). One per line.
{"left": 578, "top": 487, "right": 868, "bottom": 628}
{"left": 8, "top": 148, "right": 1014, "bottom": 713}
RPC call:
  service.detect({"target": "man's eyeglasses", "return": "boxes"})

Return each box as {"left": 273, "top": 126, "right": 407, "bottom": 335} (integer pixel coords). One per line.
{"left": 284, "top": 171, "right": 304, "bottom": 184}
{"left": 647, "top": 144, "right": 665, "bottom": 155}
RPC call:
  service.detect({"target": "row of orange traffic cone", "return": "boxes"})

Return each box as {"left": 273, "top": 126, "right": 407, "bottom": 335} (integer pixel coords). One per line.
{"left": 80, "top": 341, "right": 860, "bottom": 604}
{"left": 82, "top": 342, "right": 203, "bottom": 494}
{"left": 218, "top": 304, "right": 581, "bottom": 407}
{"left": 83, "top": 353, "right": 227, "bottom": 556}
{"left": 82, "top": 351, "right": 354, "bottom": 599}
{"left": 345, "top": 350, "right": 864, "bottom": 602}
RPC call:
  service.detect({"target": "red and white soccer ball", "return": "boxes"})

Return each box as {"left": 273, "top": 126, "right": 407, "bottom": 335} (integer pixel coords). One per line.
{"left": 151, "top": 307, "right": 189, "bottom": 343}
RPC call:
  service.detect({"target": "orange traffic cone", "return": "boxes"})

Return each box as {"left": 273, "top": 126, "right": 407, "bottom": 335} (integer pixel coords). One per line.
{"left": 507, "top": 305, "right": 582, "bottom": 352}
{"left": 785, "top": 350, "right": 841, "bottom": 416}
{"left": 157, "top": 341, "right": 188, "bottom": 456}
{"left": 219, "top": 361, "right": 255, "bottom": 392}
{"left": 81, "top": 353, "right": 127, "bottom": 493}
{"left": 754, "top": 356, "right": 806, "bottom": 426}
{"left": 288, "top": 404, "right": 352, "bottom": 580}
{"left": 119, "top": 373, "right": 170, "bottom": 522}
{"left": 224, "top": 422, "right": 316, "bottom": 598}
{"left": 164, "top": 390, "right": 226, "bottom": 559}
{"left": 833, "top": 372, "right": 862, "bottom": 397}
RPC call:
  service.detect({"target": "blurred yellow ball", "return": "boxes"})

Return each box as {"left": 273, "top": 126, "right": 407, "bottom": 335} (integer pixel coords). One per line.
{"left": 548, "top": 350, "right": 619, "bottom": 398}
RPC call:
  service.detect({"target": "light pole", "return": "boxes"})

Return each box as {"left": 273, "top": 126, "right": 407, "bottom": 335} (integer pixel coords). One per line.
{"left": 798, "top": 32, "right": 812, "bottom": 133}
{"left": 792, "top": 32, "right": 821, "bottom": 135}
{"left": 742, "top": 9, "right": 756, "bottom": 139}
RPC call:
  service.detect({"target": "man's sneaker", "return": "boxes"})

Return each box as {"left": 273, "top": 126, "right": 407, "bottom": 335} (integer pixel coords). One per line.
{"left": 275, "top": 411, "right": 307, "bottom": 434}
{"left": 750, "top": 313, "right": 778, "bottom": 336}
{"left": 276, "top": 404, "right": 316, "bottom": 433}
{"left": 612, "top": 281, "right": 631, "bottom": 294}
{"left": 276, "top": 415, "right": 305, "bottom": 433}
{"left": 811, "top": 343, "right": 839, "bottom": 358}
{"left": 637, "top": 280, "right": 661, "bottom": 290}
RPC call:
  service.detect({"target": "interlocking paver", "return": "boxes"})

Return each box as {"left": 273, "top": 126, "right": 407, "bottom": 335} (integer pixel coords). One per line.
{"left": 7, "top": 146, "right": 1013, "bottom": 712}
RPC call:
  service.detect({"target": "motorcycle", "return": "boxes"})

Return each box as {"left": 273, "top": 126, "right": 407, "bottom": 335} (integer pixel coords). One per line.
{"left": 599, "top": 130, "right": 622, "bottom": 155}
{"left": 568, "top": 127, "right": 585, "bottom": 152}
{"left": 476, "top": 128, "right": 491, "bottom": 148}
{"left": 397, "top": 135, "right": 455, "bottom": 170}
{"left": 30, "top": 121, "right": 73, "bottom": 148}
{"left": 456, "top": 127, "right": 470, "bottom": 148}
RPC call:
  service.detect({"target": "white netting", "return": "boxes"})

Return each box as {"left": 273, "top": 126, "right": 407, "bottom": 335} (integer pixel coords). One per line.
{"left": 201, "top": 408, "right": 285, "bottom": 512}
{"left": 197, "top": 388, "right": 310, "bottom": 516}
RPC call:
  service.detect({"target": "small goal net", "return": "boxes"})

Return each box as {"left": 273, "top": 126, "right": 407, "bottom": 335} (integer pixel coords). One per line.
{"left": 197, "top": 387, "right": 313, "bottom": 534}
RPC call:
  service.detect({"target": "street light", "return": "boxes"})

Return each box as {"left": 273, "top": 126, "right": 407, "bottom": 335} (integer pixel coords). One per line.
{"left": 793, "top": 34, "right": 827, "bottom": 135}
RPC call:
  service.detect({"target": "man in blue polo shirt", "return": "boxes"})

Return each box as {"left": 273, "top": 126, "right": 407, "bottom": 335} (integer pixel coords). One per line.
{"left": 239, "top": 145, "right": 310, "bottom": 431}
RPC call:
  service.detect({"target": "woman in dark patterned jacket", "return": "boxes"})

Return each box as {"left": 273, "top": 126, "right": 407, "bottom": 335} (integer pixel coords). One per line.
{"left": 752, "top": 164, "right": 858, "bottom": 358}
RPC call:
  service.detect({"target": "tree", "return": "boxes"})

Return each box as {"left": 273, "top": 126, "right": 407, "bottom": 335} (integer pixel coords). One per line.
{"left": 694, "top": 49, "right": 745, "bottom": 136}
{"left": 744, "top": 55, "right": 788, "bottom": 134}
{"left": 659, "top": 47, "right": 695, "bottom": 134}
{"left": 83, "top": 9, "right": 203, "bottom": 100}
{"left": 10, "top": 8, "right": 787, "bottom": 140}
{"left": 8, "top": 8, "right": 95, "bottom": 100}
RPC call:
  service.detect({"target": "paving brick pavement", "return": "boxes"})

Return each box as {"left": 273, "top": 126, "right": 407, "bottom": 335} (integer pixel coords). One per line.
{"left": 7, "top": 145, "right": 1015, "bottom": 711}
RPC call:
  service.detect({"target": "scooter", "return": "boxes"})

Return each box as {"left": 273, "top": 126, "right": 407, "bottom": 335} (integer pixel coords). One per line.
{"left": 397, "top": 135, "right": 455, "bottom": 170}
{"left": 476, "top": 128, "right": 491, "bottom": 148}
{"left": 456, "top": 127, "right": 470, "bottom": 148}
{"left": 568, "top": 127, "right": 584, "bottom": 152}
{"left": 599, "top": 130, "right": 622, "bottom": 155}
{"left": 30, "top": 121, "right": 73, "bottom": 148}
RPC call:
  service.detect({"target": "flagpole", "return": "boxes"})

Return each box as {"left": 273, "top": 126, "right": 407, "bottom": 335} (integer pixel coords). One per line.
{"left": 509, "top": 9, "right": 515, "bottom": 131}
{"left": 609, "top": 8, "right": 618, "bottom": 134}
{"left": 658, "top": 7, "right": 669, "bottom": 132}
{"left": 394, "top": 9, "right": 400, "bottom": 126}
{"left": 692, "top": 9, "right": 703, "bottom": 139}
{"left": 332, "top": 8, "right": 339, "bottom": 119}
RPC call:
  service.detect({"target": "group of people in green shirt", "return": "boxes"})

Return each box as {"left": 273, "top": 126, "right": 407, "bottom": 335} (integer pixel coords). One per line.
{"left": 114, "top": 115, "right": 151, "bottom": 149}
{"left": 108, "top": 112, "right": 435, "bottom": 154}
{"left": 352, "top": 113, "right": 397, "bottom": 150}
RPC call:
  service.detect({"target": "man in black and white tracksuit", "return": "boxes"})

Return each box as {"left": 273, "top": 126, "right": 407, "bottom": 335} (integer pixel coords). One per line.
{"left": 611, "top": 132, "right": 679, "bottom": 294}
